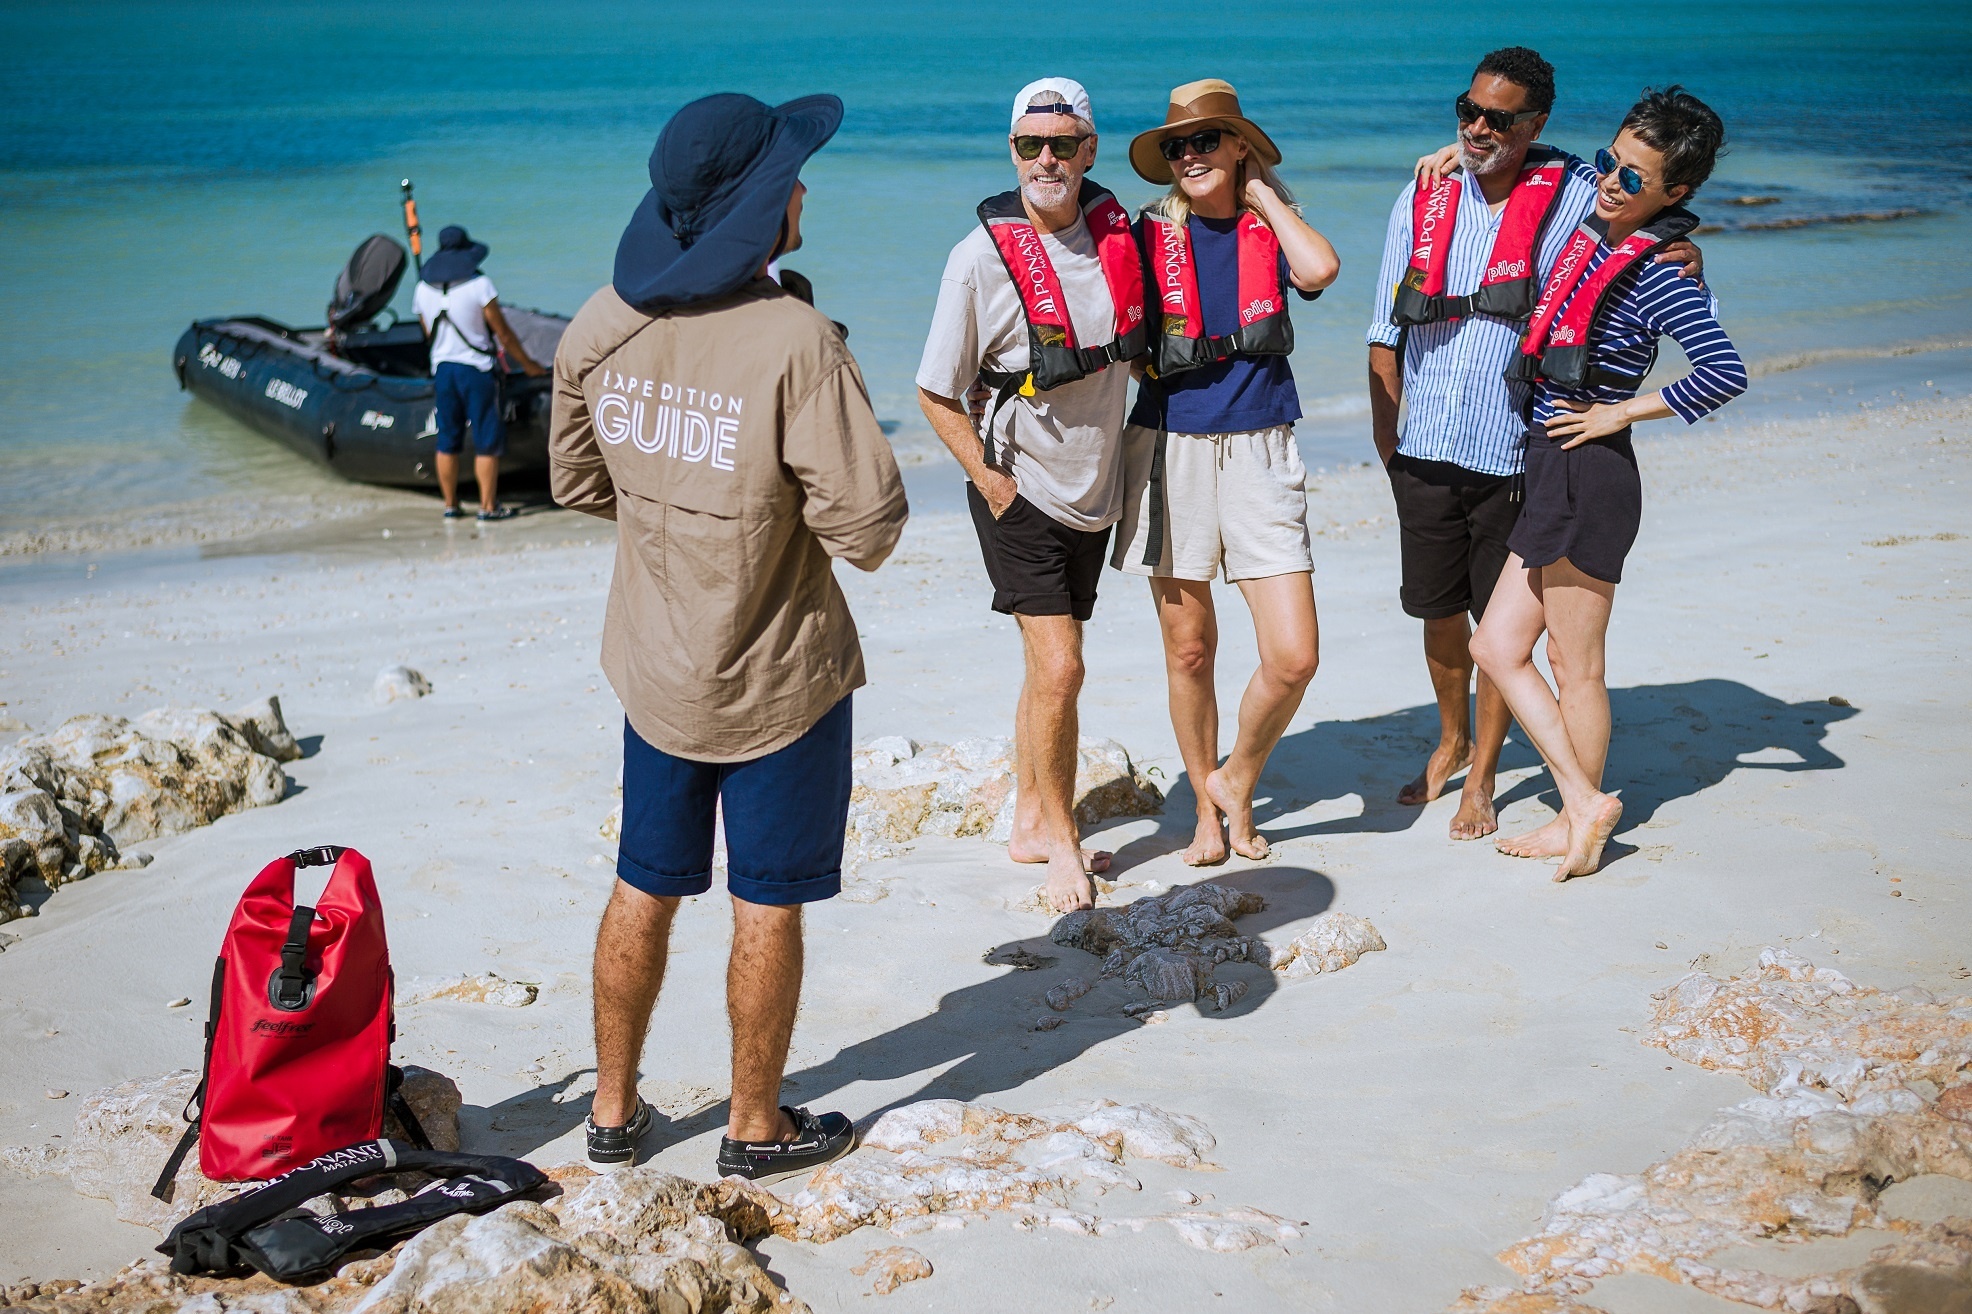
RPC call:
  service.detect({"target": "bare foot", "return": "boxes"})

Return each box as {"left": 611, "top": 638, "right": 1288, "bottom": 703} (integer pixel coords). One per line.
{"left": 1397, "top": 740, "right": 1472, "bottom": 806}
{"left": 1205, "top": 769, "right": 1269, "bottom": 860}
{"left": 1010, "top": 831, "right": 1112, "bottom": 874}
{"left": 1044, "top": 851, "right": 1095, "bottom": 913}
{"left": 1448, "top": 784, "right": 1498, "bottom": 841}
{"left": 1495, "top": 814, "right": 1569, "bottom": 858}
{"left": 1554, "top": 793, "right": 1623, "bottom": 882}
{"left": 1181, "top": 810, "right": 1228, "bottom": 866}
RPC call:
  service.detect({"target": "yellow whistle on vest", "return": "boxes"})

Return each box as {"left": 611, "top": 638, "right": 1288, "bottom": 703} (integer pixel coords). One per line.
{"left": 1018, "top": 374, "right": 1036, "bottom": 398}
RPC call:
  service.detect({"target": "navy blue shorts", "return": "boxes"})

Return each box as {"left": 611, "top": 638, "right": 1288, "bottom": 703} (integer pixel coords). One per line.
{"left": 616, "top": 695, "right": 853, "bottom": 906}
{"left": 433, "top": 362, "right": 504, "bottom": 456}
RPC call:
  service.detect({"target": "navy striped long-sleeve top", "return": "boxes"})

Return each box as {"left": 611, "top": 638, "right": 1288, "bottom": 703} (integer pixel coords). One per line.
{"left": 1531, "top": 249, "right": 1748, "bottom": 427}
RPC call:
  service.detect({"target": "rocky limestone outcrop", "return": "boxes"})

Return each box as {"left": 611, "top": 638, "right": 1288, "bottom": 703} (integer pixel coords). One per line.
{"left": 740, "top": 1096, "right": 1299, "bottom": 1254}
{"left": 2, "top": 1066, "right": 461, "bottom": 1232}
{"left": 0, "top": 697, "right": 300, "bottom": 922}
{"left": 848, "top": 737, "right": 1161, "bottom": 863}
{"left": 1450, "top": 948, "right": 1972, "bottom": 1313}
{"left": 397, "top": 972, "right": 538, "bottom": 1007}
{"left": 851, "top": 1246, "right": 932, "bottom": 1295}
{"left": 0, "top": 1165, "right": 806, "bottom": 1313}
{"left": 1048, "top": 882, "right": 1385, "bottom": 1017}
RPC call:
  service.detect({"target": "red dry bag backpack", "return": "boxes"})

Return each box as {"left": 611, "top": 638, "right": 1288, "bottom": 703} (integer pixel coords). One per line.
{"left": 151, "top": 846, "right": 428, "bottom": 1200}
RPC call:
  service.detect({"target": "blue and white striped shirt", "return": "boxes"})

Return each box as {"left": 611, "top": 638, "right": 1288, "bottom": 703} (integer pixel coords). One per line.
{"left": 1367, "top": 153, "right": 1600, "bottom": 476}
{"left": 1529, "top": 251, "right": 1747, "bottom": 428}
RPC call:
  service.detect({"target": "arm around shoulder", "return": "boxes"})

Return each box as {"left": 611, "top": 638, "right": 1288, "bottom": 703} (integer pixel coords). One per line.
{"left": 786, "top": 358, "right": 908, "bottom": 571}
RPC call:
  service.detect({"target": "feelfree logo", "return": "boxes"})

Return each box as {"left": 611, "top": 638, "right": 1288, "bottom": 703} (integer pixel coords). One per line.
{"left": 252, "top": 1018, "right": 316, "bottom": 1037}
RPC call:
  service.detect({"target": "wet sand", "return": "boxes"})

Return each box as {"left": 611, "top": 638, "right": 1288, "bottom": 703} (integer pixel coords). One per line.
{"left": 1, "top": 357, "right": 1968, "bottom": 1309}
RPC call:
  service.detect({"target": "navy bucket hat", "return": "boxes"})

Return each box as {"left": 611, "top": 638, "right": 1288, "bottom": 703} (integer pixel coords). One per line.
{"left": 613, "top": 92, "right": 843, "bottom": 310}
{"left": 421, "top": 225, "right": 488, "bottom": 286}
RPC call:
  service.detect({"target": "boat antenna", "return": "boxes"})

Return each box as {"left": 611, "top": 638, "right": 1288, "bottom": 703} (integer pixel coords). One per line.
{"left": 400, "top": 178, "right": 423, "bottom": 277}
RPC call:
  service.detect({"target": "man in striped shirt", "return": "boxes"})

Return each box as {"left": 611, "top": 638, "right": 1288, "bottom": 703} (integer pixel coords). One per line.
{"left": 1365, "top": 46, "right": 1701, "bottom": 843}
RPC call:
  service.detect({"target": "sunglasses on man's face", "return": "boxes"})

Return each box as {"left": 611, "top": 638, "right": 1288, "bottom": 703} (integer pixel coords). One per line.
{"left": 1157, "top": 128, "right": 1225, "bottom": 162}
{"left": 1595, "top": 147, "right": 1646, "bottom": 196}
{"left": 1455, "top": 94, "right": 1541, "bottom": 134}
{"left": 1012, "top": 134, "right": 1090, "bottom": 161}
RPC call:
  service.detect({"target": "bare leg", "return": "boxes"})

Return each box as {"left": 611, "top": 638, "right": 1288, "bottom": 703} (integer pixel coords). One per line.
{"left": 1399, "top": 615, "right": 1475, "bottom": 806}
{"left": 591, "top": 882, "right": 679, "bottom": 1127}
{"left": 1493, "top": 593, "right": 1615, "bottom": 859}
{"left": 1151, "top": 578, "right": 1227, "bottom": 865}
{"left": 436, "top": 450, "right": 462, "bottom": 511}
{"left": 474, "top": 454, "right": 500, "bottom": 512}
{"left": 1004, "top": 613, "right": 1095, "bottom": 912}
{"left": 1470, "top": 556, "right": 1621, "bottom": 880}
{"left": 1450, "top": 668, "right": 1509, "bottom": 840}
{"left": 1206, "top": 572, "right": 1319, "bottom": 860}
{"left": 727, "top": 897, "right": 804, "bottom": 1143}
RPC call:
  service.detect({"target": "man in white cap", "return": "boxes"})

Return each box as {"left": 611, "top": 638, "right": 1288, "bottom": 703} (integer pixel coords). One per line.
{"left": 916, "top": 77, "right": 1148, "bottom": 914}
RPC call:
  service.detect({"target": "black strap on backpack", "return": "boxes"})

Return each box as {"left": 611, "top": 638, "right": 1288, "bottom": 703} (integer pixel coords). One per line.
{"left": 150, "top": 954, "right": 227, "bottom": 1202}
{"left": 158, "top": 1140, "right": 544, "bottom": 1282}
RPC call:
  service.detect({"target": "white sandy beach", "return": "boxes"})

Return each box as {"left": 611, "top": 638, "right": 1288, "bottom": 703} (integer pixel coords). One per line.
{"left": 1, "top": 365, "right": 1969, "bottom": 1311}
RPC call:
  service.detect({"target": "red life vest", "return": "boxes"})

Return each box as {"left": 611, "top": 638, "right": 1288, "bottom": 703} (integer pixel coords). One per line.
{"left": 1510, "top": 206, "right": 1700, "bottom": 390}
{"left": 1140, "top": 207, "right": 1293, "bottom": 378}
{"left": 975, "top": 179, "right": 1146, "bottom": 461}
{"left": 1391, "top": 145, "right": 1569, "bottom": 326}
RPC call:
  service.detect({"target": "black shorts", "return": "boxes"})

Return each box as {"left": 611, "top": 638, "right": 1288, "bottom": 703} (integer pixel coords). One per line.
{"left": 1387, "top": 454, "right": 1522, "bottom": 621}
{"left": 967, "top": 483, "right": 1110, "bottom": 621}
{"left": 1509, "top": 426, "right": 1640, "bottom": 585}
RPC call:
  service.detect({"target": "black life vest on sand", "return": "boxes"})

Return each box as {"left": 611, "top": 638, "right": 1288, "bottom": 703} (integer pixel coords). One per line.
{"left": 1391, "top": 145, "right": 1570, "bottom": 327}
{"left": 159, "top": 1139, "right": 546, "bottom": 1283}
{"left": 1140, "top": 206, "right": 1293, "bottom": 378}
{"left": 1509, "top": 206, "right": 1701, "bottom": 391}
{"left": 974, "top": 178, "right": 1147, "bottom": 463}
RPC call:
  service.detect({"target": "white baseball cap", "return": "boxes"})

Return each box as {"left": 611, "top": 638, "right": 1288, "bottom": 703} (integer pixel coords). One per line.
{"left": 1011, "top": 77, "right": 1094, "bottom": 131}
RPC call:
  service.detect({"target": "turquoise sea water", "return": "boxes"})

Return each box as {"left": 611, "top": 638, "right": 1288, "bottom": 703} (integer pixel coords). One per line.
{"left": 2, "top": 1, "right": 1968, "bottom": 528}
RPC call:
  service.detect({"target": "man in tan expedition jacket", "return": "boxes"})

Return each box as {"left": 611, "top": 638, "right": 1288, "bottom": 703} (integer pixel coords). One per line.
{"left": 549, "top": 91, "right": 906, "bottom": 1183}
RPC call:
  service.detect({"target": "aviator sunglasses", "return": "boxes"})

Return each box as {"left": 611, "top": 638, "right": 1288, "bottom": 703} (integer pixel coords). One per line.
{"left": 1454, "top": 93, "right": 1541, "bottom": 134}
{"left": 1595, "top": 147, "right": 1646, "bottom": 195}
{"left": 1013, "top": 133, "right": 1090, "bottom": 161}
{"left": 1157, "top": 128, "right": 1225, "bottom": 161}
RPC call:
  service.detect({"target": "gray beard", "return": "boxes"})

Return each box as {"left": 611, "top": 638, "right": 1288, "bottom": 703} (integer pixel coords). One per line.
{"left": 1460, "top": 139, "right": 1518, "bottom": 179}
{"left": 1022, "top": 177, "right": 1071, "bottom": 209}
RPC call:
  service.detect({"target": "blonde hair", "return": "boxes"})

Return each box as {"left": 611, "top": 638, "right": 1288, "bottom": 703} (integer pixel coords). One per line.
{"left": 1150, "top": 133, "right": 1299, "bottom": 227}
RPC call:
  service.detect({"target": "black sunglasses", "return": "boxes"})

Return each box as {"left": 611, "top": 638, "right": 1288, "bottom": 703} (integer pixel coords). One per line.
{"left": 1455, "top": 94, "right": 1541, "bottom": 134}
{"left": 1157, "top": 128, "right": 1225, "bottom": 162}
{"left": 1012, "top": 133, "right": 1090, "bottom": 161}
{"left": 1596, "top": 147, "right": 1646, "bottom": 195}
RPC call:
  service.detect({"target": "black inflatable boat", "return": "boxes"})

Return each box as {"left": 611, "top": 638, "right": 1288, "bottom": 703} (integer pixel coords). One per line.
{"left": 170, "top": 235, "right": 568, "bottom": 489}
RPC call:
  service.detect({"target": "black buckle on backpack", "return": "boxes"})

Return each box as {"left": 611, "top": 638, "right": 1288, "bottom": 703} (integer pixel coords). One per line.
{"left": 267, "top": 906, "right": 317, "bottom": 1011}
{"left": 287, "top": 846, "right": 345, "bottom": 868}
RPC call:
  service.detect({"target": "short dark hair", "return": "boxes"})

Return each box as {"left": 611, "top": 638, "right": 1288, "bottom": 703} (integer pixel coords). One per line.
{"left": 1473, "top": 46, "right": 1555, "bottom": 114}
{"left": 1620, "top": 85, "right": 1726, "bottom": 196}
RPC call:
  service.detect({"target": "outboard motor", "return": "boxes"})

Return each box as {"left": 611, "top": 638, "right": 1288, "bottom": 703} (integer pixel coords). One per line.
{"left": 326, "top": 235, "right": 408, "bottom": 336}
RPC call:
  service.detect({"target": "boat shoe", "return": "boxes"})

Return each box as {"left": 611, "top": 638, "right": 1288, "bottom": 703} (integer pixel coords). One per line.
{"left": 585, "top": 1097, "right": 654, "bottom": 1172}
{"left": 716, "top": 1106, "right": 856, "bottom": 1184}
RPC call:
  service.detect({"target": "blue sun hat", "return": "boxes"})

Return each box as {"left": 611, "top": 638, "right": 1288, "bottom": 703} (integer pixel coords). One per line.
{"left": 613, "top": 92, "right": 843, "bottom": 310}
{"left": 420, "top": 226, "right": 489, "bottom": 286}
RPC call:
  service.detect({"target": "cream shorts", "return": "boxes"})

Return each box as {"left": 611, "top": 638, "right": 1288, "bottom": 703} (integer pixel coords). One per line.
{"left": 1110, "top": 423, "right": 1314, "bottom": 582}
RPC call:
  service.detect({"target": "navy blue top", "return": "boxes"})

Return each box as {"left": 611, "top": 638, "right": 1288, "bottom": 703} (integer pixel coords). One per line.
{"left": 1129, "top": 213, "right": 1319, "bottom": 434}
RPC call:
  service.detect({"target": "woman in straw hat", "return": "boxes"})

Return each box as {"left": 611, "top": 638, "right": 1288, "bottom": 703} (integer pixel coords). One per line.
{"left": 1113, "top": 79, "right": 1339, "bottom": 864}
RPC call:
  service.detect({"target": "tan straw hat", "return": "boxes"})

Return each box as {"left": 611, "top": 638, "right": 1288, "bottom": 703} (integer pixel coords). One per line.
{"left": 1129, "top": 78, "right": 1282, "bottom": 185}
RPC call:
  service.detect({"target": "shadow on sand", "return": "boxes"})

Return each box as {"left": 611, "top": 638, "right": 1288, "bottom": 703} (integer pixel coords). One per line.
{"left": 1117, "top": 677, "right": 1855, "bottom": 862}
{"left": 472, "top": 867, "right": 1335, "bottom": 1161}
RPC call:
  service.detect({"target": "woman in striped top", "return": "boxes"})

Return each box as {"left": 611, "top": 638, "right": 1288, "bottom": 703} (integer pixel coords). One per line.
{"left": 1472, "top": 87, "right": 1746, "bottom": 882}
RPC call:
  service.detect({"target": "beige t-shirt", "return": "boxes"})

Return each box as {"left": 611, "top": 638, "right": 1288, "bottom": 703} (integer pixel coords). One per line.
{"left": 915, "top": 216, "right": 1131, "bottom": 533}
{"left": 550, "top": 280, "right": 907, "bottom": 763}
